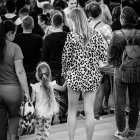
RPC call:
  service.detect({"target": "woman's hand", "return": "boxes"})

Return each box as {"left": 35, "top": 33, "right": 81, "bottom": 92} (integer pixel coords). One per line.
{"left": 24, "top": 92, "right": 30, "bottom": 101}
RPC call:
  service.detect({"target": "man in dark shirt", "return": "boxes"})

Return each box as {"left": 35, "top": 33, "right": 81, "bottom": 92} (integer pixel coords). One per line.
{"left": 41, "top": 13, "right": 68, "bottom": 123}
{"left": 15, "top": 16, "right": 42, "bottom": 92}
{"left": 16, "top": 6, "right": 44, "bottom": 37}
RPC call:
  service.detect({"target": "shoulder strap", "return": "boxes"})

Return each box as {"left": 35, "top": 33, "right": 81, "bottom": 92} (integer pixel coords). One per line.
{"left": 94, "top": 21, "right": 102, "bottom": 29}
{"left": 12, "top": 16, "right": 18, "bottom": 22}
{"left": 120, "top": 29, "right": 137, "bottom": 46}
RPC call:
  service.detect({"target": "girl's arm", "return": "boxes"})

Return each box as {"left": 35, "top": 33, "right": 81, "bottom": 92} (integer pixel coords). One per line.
{"left": 30, "top": 84, "right": 36, "bottom": 103}
{"left": 53, "top": 81, "right": 67, "bottom": 92}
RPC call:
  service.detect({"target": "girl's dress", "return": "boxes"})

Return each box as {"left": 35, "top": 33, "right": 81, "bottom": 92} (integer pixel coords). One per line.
{"left": 31, "top": 82, "right": 58, "bottom": 140}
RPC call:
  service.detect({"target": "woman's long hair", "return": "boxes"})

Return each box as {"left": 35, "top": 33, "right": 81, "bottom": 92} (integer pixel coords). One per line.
{"left": 69, "top": 8, "right": 90, "bottom": 44}
{"left": 36, "top": 62, "right": 59, "bottom": 113}
{"left": 0, "top": 20, "right": 16, "bottom": 64}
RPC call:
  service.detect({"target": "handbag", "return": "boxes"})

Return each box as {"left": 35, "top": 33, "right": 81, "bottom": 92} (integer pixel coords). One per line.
{"left": 18, "top": 97, "right": 35, "bottom": 136}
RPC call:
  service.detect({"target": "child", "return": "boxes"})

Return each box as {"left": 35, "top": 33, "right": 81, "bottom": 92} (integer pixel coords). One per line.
{"left": 31, "top": 62, "right": 59, "bottom": 140}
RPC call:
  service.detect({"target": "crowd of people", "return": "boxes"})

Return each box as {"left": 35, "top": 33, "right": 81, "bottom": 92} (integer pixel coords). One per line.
{"left": 0, "top": 0, "right": 140, "bottom": 140}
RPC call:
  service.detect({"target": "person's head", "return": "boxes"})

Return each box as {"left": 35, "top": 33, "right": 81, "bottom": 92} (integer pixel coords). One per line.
{"left": 22, "top": 16, "right": 34, "bottom": 31}
{"left": 42, "top": 3, "right": 53, "bottom": 14}
{"left": 53, "top": 0, "right": 68, "bottom": 10}
{"left": 36, "top": 62, "right": 51, "bottom": 82}
{"left": 120, "top": 6, "right": 138, "bottom": 27}
{"left": 19, "top": 7, "right": 30, "bottom": 20}
{"left": 0, "top": 20, "right": 17, "bottom": 63}
{"left": 112, "top": 6, "right": 121, "bottom": 20}
{"left": 85, "top": 2, "right": 102, "bottom": 19}
{"left": 36, "top": 62, "right": 53, "bottom": 107}
{"left": 85, "top": 0, "right": 103, "bottom": 5}
{"left": 38, "top": 13, "right": 51, "bottom": 29}
{"left": 51, "top": 13, "right": 64, "bottom": 28}
{"left": 69, "top": 8, "right": 90, "bottom": 43}
{"left": 66, "top": 0, "right": 77, "bottom": 10}
{"left": 6, "top": 0, "right": 16, "bottom": 13}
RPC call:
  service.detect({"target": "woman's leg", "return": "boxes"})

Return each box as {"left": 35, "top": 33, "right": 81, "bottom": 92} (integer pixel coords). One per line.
{"left": 9, "top": 117, "right": 20, "bottom": 140}
{"left": 67, "top": 85, "right": 80, "bottom": 140}
{"left": 83, "top": 90, "right": 96, "bottom": 140}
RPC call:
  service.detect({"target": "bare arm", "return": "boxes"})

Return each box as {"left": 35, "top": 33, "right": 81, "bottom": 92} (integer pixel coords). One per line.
{"left": 14, "top": 59, "right": 30, "bottom": 100}
{"left": 53, "top": 81, "right": 67, "bottom": 92}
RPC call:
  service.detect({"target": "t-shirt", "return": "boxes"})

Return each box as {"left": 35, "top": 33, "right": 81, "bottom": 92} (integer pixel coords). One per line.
{"left": 0, "top": 41, "right": 23, "bottom": 85}
{"left": 14, "top": 33, "right": 42, "bottom": 72}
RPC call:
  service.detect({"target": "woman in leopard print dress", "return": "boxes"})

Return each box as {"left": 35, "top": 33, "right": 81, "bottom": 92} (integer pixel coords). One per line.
{"left": 62, "top": 8, "right": 107, "bottom": 140}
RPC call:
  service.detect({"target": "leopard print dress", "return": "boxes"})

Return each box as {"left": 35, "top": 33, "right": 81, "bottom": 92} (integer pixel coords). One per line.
{"left": 62, "top": 29, "right": 107, "bottom": 92}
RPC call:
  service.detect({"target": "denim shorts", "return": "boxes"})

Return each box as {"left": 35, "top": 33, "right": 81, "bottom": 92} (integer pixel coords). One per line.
{"left": 0, "top": 85, "right": 23, "bottom": 118}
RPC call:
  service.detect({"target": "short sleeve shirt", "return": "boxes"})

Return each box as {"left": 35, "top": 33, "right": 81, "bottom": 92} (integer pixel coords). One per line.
{"left": 0, "top": 41, "right": 24, "bottom": 85}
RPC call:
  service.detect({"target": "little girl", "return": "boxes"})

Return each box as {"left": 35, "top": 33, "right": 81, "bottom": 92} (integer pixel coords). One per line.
{"left": 31, "top": 62, "right": 59, "bottom": 140}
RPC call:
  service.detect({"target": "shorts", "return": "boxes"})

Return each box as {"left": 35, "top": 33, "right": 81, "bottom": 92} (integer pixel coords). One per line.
{"left": 0, "top": 85, "right": 23, "bottom": 118}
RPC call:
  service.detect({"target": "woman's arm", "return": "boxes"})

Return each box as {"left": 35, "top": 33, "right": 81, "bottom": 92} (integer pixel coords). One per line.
{"left": 62, "top": 33, "right": 74, "bottom": 78}
{"left": 14, "top": 59, "right": 30, "bottom": 100}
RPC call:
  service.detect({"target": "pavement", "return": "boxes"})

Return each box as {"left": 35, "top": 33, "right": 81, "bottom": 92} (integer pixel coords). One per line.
{"left": 20, "top": 116, "right": 140, "bottom": 140}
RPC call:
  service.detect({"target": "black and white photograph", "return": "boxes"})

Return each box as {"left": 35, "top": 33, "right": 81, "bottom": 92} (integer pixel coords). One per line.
{"left": 0, "top": 0, "right": 140, "bottom": 140}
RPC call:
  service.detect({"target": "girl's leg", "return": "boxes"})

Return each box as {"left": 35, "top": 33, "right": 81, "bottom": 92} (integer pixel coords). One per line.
{"left": 83, "top": 90, "right": 96, "bottom": 140}
{"left": 67, "top": 85, "right": 80, "bottom": 140}
{"left": 8, "top": 117, "right": 20, "bottom": 140}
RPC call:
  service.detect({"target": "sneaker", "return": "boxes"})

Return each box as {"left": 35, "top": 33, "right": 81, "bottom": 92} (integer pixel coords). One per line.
{"left": 114, "top": 130, "right": 128, "bottom": 139}
{"left": 128, "top": 130, "right": 136, "bottom": 139}
{"left": 110, "top": 107, "right": 115, "bottom": 114}
{"left": 94, "top": 115, "right": 103, "bottom": 120}
{"left": 80, "top": 110, "right": 86, "bottom": 119}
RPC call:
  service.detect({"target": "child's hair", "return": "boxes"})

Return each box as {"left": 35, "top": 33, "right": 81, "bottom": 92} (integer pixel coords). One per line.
{"left": 0, "top": 20, "right": 17, "bottom": 63}
{"left": 36, "top": 62, "right": 59, "bottom": 113}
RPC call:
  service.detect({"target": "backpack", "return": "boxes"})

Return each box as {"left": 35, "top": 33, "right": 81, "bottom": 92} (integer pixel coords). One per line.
{"left": 119, "top": 29, "right": 140, "bottom": 83}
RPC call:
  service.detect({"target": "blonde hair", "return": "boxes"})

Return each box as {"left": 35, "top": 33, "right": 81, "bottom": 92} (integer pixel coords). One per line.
{"left": 36, "top": 62, "right": 59, "bottom": 114}
{"left": 69, "top": 8, "right": 90, "bottom": 44}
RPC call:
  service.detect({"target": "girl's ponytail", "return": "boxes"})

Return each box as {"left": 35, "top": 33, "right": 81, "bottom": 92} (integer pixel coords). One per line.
{"left": 42, "top": 73, "right": 52, "bottom": 108}
{"left": 42, "top": 73, "right": 59, "bottom": 114}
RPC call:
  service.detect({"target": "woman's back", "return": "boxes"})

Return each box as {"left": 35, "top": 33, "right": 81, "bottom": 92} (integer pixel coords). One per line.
{"left": 62, "top": 28, "right": 107, "bottom": 92}
{"left": 0, "top": 41, "right": 23, "bottom": 85}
